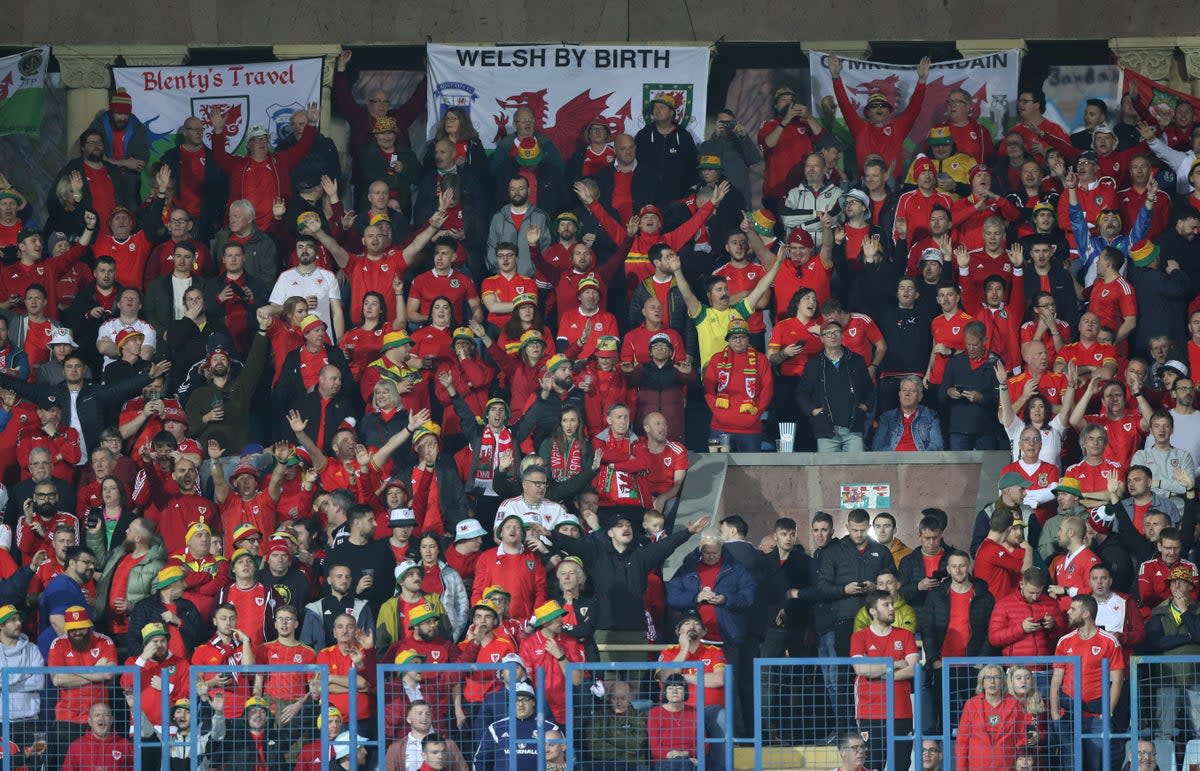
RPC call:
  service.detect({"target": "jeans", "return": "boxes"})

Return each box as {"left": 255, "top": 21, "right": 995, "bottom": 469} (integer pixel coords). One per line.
{"left": 816, "top": 425, "right": 864, "bottom": 453}
{"left": 703, "top": 705, "right": 727, "bottom": 771}
{"left": 948, "top": 431, "right": 1001, "bottom": 451}
{"left": 727, "top": 431, "right": 762, "bottom": 453}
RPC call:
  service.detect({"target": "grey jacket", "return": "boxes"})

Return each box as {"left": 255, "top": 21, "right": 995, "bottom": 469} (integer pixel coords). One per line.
{"left": 486, "top": 205, "right": 551, "bottom": 277}
{"left": 0, "top": 634, "right": 44, "bottom": 719}
{"left": 212, "top": 226, "right": 279, "bottom": 288}
{"left": 698, "top": 132, "right": 761, "bottom": 200}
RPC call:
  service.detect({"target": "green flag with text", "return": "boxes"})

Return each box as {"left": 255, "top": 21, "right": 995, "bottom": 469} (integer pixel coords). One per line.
{"left": 0, "top": 48, "right": 49, "bottom": 136}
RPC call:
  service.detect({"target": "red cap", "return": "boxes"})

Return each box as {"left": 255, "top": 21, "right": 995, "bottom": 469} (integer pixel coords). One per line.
{"left": 911, "top": 154, "right": 937, "bottom": 180}
{"left": 969, "top": 164, "right": 990, "bottom": 185}
{"left": 266, "top": 540, "right": 292, "bottom": 559}
{"left": 638, "top": 204, "right": 662, "bottom": 219}
{"left": 787, "top": 228, "right": 814, "bottom": 249}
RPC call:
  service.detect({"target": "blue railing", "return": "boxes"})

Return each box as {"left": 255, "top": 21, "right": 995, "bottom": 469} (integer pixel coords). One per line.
{"left": 0, "top": 655, "right": 1183, "bottom": 770}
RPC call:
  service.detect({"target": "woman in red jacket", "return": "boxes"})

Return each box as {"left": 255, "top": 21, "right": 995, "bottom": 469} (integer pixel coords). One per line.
{"left": 488, "top": 327, "right": 551, "bottom": 419}
{"left": 1006, "top": 665, "right": 1047, "bottom": 752}
{"left": 955, "top": 664, "right": 1027, "bottom": 770}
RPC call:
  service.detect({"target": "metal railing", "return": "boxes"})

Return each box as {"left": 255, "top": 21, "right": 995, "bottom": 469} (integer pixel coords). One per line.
{"left": 0, "top": 654, "right": 1179, "bottom": 770}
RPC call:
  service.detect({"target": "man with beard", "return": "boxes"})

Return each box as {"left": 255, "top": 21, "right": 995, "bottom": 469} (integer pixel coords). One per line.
{"left": 850, "top": 590, "right": 919, "bottom": 771}
{"left": 486, "top": 175, "right": 551, "bottom": 277}
{"left": 270, "top": 235, "right": 343, "bottom": 336}
{"left": 1050, "top": 594, "right": 1125, "bottom": 767}
{"left": 710, "top": 230, "right": 770, "bottom": 346}
{"left": 758, "top": 88, "right": 822, "bottom": 205}
{"left": 300, "top": 562, "right": 371, "bottom": 650}
{"left": 63, "top": 256, "right": 119, "bottom": 370}
{"left": 46, "top": 606, "right": 117, "bottom": 762}
{"left": 139, "top": 454, "right": 220, "bottom": 555}
{"left": 15, "top": 478, "right": 79, "bottom": 563}
{"left": 60, "top": 702, "right": 134, "bottom": 771}
{"left": 93, "top": 517, "right": 165, "bottom": 653}
{"left": 192, "top": 603, "right": 257, "bottom": 720}
{"left": 214, "top": 696, "right": 288, "bottom": 770}
{"left": 54, "top": 129, "right": 130, "bottom": 237}
{"left": 184, "top": 308, "right": 270, "bottom": 451}
{"left": 310, "top": 214, "right": 443, "bottom": 324}
{"left": 258, "top": 540, "right": 311, "bottom": 630}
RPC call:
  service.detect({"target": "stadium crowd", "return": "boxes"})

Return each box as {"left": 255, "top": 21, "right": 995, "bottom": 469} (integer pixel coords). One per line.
{"left": 1, "top": 43, "right": 1200, "bottom": 770}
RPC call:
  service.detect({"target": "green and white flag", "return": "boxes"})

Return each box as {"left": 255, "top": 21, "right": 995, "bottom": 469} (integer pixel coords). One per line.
{"left": 0, "top": 47, "right": 49, "bottom": 136}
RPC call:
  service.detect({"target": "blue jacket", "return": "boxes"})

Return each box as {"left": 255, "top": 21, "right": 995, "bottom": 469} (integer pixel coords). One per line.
{"left": 474, "top": 714, "right": 561, "bottom": 771}
{"left": 665, "top": 547, "right": 757, "bottom": 643}
{"left": 871, "top": 405, "right": 944, "bottom": 451}
{"left": 1070, "top": 200, "right": 1150, "bottom": 283}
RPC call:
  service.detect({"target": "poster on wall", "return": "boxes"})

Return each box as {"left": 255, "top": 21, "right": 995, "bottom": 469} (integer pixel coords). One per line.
{"left": 840, "top": 484, "right": 892, "bottom": 510}
{"left": 426, "top": 43, "right": 711, "bottom": 161}
{"left": 807, "top": 50, "right": 1021, "bottom": 155}
{"left": 1042, "top": 65, "right": 1122, "bottom": 136}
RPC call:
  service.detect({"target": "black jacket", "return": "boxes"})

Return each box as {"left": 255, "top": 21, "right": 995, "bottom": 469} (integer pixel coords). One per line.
{"left": 796, "top": 349, "right": 874, "bottom": 438}
{"left": 274, "top": 344, "right": 355, "bottom": 412}
{"left": 161, "top": 142, "right": 229, "bottom": 240}
{"left": 763, "top": 546, "right": 813, "bottom": 628}
{"left": 292, "top": 390, "right": 360, "bottom": 456}
{"left": 816, "top": 536, "right": 897, "bottom": 622}
{"left": 0, "top": 372, "right": 150, "bottom": 452}
{"left": 393, "top": 457, "right": 470, "bottom": 534}
{"left": 1018, "top": 256, "right": 1079, "bottom": 329}
{"left": 145, "top": 274, "right": 204, "bottom": 333}
{"left": 898, "top": 547, "right": 954, "bottom": 607}
{"left": 833, "top": 230, "right": 900, "bottom": 315}
{"left": 549, "top": 527, "right": 692, "bottom": 631}
{"left": 940, "top": 352, "right": 1001, "bottom": 435}
{"left": 917, "top": 577, "right": 995, "bottom": 663}
{"left": 634, "top": 124, "right": 697, "bottom": 205}
{"left": 128, "top": 594, "right": 206, "bottom": 656}
{"left": 215, "top": 722, "right": 291, "bottom": 770}
{"left": 1128, "top": 263, "right": 1193, "bottom": 353}
{"left": 878, "top": 303, "right": 934, "bottom": 375}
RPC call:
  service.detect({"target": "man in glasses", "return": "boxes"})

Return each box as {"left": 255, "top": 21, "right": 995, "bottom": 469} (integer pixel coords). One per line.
{"left": 834, "top": 732, "right": 874, "bottom": 771}
{"left": 37, "top": 545, "right": 98, "bottom": 655}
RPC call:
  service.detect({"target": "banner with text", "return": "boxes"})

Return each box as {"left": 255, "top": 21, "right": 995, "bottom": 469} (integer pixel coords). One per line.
{"left": 426, "top": 43, "right": 710, "bottom": 159}
{"left": 112, "top": 58, "right": 324, "bottom": 154}
{"left": 0, "top": 47, "right": 50, "bottom": 136}
{"left": 1043, "top": 65, "right": 1121, "bottom": 135}
{"left": 808, "top": 50, "right": 1021, "bottom": 153}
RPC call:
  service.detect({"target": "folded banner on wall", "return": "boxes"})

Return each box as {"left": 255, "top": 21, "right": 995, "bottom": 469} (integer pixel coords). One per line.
{"left": 0, "top": 47, "right": 50, "bottom": 136}
{"left": 808, "top": 49, "right": 1021, "bottom": 153}
{"left": 425, "top": 43, "right": 710, "bottom": 160}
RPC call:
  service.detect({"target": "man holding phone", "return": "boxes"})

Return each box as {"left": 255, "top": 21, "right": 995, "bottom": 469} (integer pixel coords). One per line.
{"left": 758, "top": 87, "right": 824, "bottom": 206}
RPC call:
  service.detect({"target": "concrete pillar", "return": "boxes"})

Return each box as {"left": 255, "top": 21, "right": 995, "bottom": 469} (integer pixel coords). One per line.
{"left": 1109, "top": 37, "right": 1179, "bottom": 84}
{"left": 1177, "top": 37, "right": 1200, "bottom": 98}
{"left": 273, "top": 44, "right": 346, "bottom": 171}
{"left": 55, "top": 45, "right": 118, "bottom": 154}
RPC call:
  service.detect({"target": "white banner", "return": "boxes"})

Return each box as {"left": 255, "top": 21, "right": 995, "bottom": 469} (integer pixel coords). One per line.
{"left": 808, "top": 50, "right": 1021, "bottom": 149}
{"left": 1043, "top": 65, "right": 1121, "bottom": 134}
{"left": 426, "top": 43, "right": 710, "bottom": 158}
{"left": 112, "top": 58, "right": 324, "bottom": 151}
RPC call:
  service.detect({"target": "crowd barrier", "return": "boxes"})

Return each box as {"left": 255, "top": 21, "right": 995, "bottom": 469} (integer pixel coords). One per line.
{"left": 0, "top": 655, "right": 1190, "bottom": 770}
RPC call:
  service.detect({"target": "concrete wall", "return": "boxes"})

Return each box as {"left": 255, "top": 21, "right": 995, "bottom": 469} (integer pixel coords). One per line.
{"left": 663, "top": 451, "right": 1009, "bottom": 576}
{"left": 4, "top": 3, "right": 1199, "bottom": 45}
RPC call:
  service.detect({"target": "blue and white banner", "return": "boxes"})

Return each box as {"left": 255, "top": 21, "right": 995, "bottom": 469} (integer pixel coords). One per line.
{"left": 426, "top": 43, "right": 710, "bottom": 159}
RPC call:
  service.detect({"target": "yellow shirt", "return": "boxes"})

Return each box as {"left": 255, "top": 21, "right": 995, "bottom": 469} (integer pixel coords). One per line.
{"left": 692, "top": 299, "right": 752, "bottom": 369}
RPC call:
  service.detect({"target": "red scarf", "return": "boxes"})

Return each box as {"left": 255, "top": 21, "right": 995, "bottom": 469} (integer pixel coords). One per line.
{"left": 549, "top": 437, "right": 584, "bottom": 481}
{"left": 474, "top": 425, "right": 512, "bottom": 482}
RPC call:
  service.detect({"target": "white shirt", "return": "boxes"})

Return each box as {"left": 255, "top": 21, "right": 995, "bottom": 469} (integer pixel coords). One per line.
{"left": 270, "top": 267, "right": 341, "bottom": 333}
{"left": 1007, "top": 412, "right": 1066, "bottom": 467}
{"left": 493, "top": 495, "right": 569, "bottom": 532}
{"left": 68, "top": 388, "right": 86, "bottom": 464}
{"left": 1093, "top": 591, "right": 1129, "bottom": 637}
{"left": 96, "top": 318, "right": 156, "bottom": 367}
{"left": 171, "top": 276, "right": 192, "bottom": 320}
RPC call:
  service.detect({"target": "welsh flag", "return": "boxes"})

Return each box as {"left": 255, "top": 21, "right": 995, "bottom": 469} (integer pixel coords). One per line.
{"left": 1120, "top": 67, "right": 1200, "bottom": 125}
{"left": 0, "top": 47, "right": 49, "bottom": 136}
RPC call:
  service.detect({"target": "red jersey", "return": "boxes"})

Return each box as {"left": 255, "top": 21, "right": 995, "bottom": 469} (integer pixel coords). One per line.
{"left": 192, "top": 635, "right": 252, "bottom": 718}
{"left": 458, "top": 632, "right": 518, "bottom": 702}
{"left": 1087, "top": 277, "right": 1137, "bottom": 337}
{"left": 470, "top": 548, "right": 548, "bottom": 621}
{"left": 1136, "top": 557, "right": 1198, "bottom": 614}
{"left": 518, "top": 630, "right": 586, "bottom": 723}
{"left": 121, "top": 653, "right": 190, "bottom": 726}
{"left": 217, "top": 582, "right": 270, "bottom": 646}
{"left": 657, "top": 642, "right": 726, "bottom": 709}
{"left": 974, "top": 540, "right": 1026, "bottom": 601}
{"left": 620, "top": 325, "right": 686, "bottom": 364}
{"left": 1055, "top": 340, "right": 1117, "bottom": 373}
{"left": 894, "top": 189, "right": 954, "bottom": 243}
{"left": 1083, "top": 410, "right": 1145, "bottom": 468}
{"left": 1010, "top": 118, "right": 1069, "bottom": 164}
{"left": 1007, "top": 370, "right": 1070, "bottom": 405}
{"left": 408, "top": 268, "right": 478, "bottom": 319}
{"left": 480, "top": 272, "right": 536, "bottom": 328}
{"left": 833, "top": 78, "right": 927, "bottom": 177}
{"left": 772, "top": 256, "right": 833, "bottom": 310}
{"left": 944, "top": 122, "right": 996, "bottom": 165}
{"left": 256, "top": 639, "right": 317, "bottom": 701}
{"left": 850, "top": 625, "right": 918, "bottom": 719}
{"left": 713, "top": 261, "right": 767, "bottom": 332}
{"left": 838, "top": 313, "right": 883, "bottom": 364}
{"left": 929, "top": 311, "right": 975, "bottom": 384}
{"left": 758, "top": 118, "right": 816, "bottom": 199}
{"left": 767, "top": 317, "right": 822, "bottom": 376}
{"left": 1020, "top": 318, "right": 1074, "bottom": 363}
{"left": 48, "top": 632, "right": 118, "bottom": 722}
{"left": 220, "top": 491, "right": 277, "bottom": 557}
{"left": 639, "top": 439, "right": 689, "bottom": 497}
{"left": 94, "top": 231, "right": 154, "bottom": 292}
{"left": 344, "top": 252, "right": 408, "bottom": 324}
{"left": 1054, "top": 628, "right": 1125, "bottom": 708}
{"left": 556, "top": 308, "right": 619, "bottom": 360}
{"left": 1065, "top": 458, "right": 1126, "bottom": 497}
{"left": 1052, "top": 547, "right": 1101, "bottom": 611}
{"left": 316, "top": 644, "right": 373, "bottom": 718}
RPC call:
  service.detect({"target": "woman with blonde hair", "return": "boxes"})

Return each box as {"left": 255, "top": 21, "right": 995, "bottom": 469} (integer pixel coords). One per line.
{"left": 955, "top": 663, "right": 1027, "bottom": 770}
{"left": 1006, "top": 664, "right": 1046, "bottom": 750}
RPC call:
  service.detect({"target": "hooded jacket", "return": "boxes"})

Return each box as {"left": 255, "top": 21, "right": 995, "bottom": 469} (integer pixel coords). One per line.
{"left": 0, "top": 633, "right": 44, "bottom": 719}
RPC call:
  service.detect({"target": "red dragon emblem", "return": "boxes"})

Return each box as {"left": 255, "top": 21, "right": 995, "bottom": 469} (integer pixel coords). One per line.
{"left": 492, "top": 88, "right": 632, "bottom": 160}
{"left": 844, "top": 74, "right": 988, "bottom": 147}
{"left": 197, "top": 101, "right": 245, "bottom": 145}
